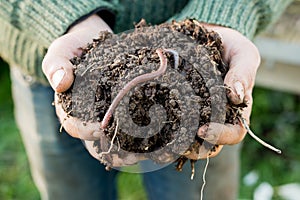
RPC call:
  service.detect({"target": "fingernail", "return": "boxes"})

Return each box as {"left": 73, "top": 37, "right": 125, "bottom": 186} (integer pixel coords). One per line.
{"left": 52, "top": 69, "right": 65, "bottom": 88}
{"left": 234, "top": 81, "right": 244, "bottom": 102}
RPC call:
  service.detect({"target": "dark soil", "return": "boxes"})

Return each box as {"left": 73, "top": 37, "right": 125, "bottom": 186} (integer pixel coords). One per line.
{"left": 56, "top": 19, "right": 245, "bottom": 169}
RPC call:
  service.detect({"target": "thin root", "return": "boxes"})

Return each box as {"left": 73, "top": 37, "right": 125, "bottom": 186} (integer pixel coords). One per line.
{"left": 59, "top": 124, "right": 63, "bottom": 133}
{"left": 59, "top": 110, "right": 72, "bottom": 133}
{"left": 81, "top": 65, "right": 93, "bottom": 76}
{"left": 99, "top": 119, "right": 119, "bottom": 158}
{"left": 200, "top": 155, "right": 210, "bottom": 200}
{"left": 116, "top": 137, "right": 121, "bottom": 151}
{"left": 176, "top": 156, "right": 188, "bottom": 171}
{"left": 190, "top": 160, "right": 196, "bottom": 180}
{"left": 239, "top": 116, "right": 281, "bottom": 154}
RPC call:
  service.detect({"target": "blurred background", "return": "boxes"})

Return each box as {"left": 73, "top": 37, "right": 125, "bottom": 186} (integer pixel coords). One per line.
{"left": 1, "top": 1, "right": 300, "bottom": 200}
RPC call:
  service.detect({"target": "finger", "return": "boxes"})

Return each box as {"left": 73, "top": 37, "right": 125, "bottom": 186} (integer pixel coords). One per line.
{"left": 54, "top": 93, "right": 103, "bottom": 140}
{"left": 84, "top": 140, "right": 145, "bottom": 167}
{"left": 225, "top": 53, "right": 259, "bottom": 105}
{"left": 42, "top": 53, "right": 75, "bottom": 92}
{"left": 219, "top": 30, "right": 260, "bottom": 104}
{"left": 42, "top": 30, "right": 95, "bottom": 92}
{"left": 225, "top": 47, "right": 260, "bottom": 104}
{"left": 197, "top": 122, "right": 247, "bottom": 145}
{"left": 42, "top": 15, "right": 113, "bottom": 92}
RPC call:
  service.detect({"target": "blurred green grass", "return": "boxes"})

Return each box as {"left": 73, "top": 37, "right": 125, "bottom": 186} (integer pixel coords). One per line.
{"left": 0, "top": 60, "right": 147, "bottom": 200}
{"left": 0, "top": 59, "right": 299, "bottom": 200}
{"left": 239, "top": 86, "right": 300, "bottom": 199}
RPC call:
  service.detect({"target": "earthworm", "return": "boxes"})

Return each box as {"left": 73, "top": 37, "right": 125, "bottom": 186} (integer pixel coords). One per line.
{"left": 101, "top": 48, "right": 169, "bottom": 129}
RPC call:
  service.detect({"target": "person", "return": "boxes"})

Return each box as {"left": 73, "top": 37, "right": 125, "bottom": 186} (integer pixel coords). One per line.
{"left": 0, "top": 0, "right": 292, "bottom": 199}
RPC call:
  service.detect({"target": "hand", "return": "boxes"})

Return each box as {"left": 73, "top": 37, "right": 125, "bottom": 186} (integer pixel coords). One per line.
{"left": 42, "top": 14, "right": 112, "bottom": 139}
{"left": 189, "top": 24, "right": 260, "bottom": 159}
{"left": 43, "top": 14, "right": 112, "bottom": 93}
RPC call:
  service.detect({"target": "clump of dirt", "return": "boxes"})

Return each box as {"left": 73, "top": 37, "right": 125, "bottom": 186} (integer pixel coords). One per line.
{"left": 56, "top": 19, "right": 245, "bottom": 169}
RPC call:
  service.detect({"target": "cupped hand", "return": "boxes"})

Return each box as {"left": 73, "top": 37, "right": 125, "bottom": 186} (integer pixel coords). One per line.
{"left": 43, "top": 14, "right": 112, "bottom": 140}
{"left": 192, "top": 24, "right": 261, "bottom": 159}
{"left": 42, "top": 14, "right": 112, "bottom": 93}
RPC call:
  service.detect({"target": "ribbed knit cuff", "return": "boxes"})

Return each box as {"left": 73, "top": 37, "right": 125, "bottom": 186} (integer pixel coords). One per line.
{"left": 172, "top": 0, "right": 292, "bottom": 39}
{"left": 15, "top": 0, "right": 118, "bottom": 46}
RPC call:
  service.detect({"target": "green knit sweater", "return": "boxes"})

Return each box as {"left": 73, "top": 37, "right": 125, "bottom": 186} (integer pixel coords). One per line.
{"left": 0, "top": 0, "right": 292, "bottom": 85}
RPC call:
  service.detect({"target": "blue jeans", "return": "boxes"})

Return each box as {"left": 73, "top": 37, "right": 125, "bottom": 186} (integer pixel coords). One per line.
{"left": 10, "top": 66, "right": 240, "bottom": 200}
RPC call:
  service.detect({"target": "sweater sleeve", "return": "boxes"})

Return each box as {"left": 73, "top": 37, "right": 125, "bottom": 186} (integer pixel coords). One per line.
{"left": 0, "top": 0, "right": 118, "bottom": 46}
{"left": 171, "top": 0, "right": 293, "bottom": 39}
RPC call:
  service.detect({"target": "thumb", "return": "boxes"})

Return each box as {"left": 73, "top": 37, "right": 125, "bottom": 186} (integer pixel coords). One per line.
{"left": 42, "top": 50, "right": 75, "bottom": 92}
{"left": 42, "top": 15, "right": 112, "bottom": 92}
{"left": 197, "top": 122, "right": 247, "bottom": 145}
{"left": 224, "top": 52, "right": 259, "bottom": 105}
{"left": 214, "top": 27, "right": 260, "bottom": 105}
{"left": 42, "top": 29, "right": 97, "bottom": 92}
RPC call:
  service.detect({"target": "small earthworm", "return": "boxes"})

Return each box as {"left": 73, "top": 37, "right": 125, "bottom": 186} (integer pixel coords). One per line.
{"left": 164, "top": 48, "right": 179, "bottom": 69}
{"left": 101, "top": 48, "right": 169, "bottom": 129}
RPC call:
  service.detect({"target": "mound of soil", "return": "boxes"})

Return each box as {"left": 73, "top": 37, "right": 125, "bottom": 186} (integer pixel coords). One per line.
{"left": 56, "top": 19, "right": 244, "bottom": 169}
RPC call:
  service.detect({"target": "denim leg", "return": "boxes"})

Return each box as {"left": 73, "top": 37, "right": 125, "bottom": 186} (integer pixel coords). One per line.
{"left": 141, "top": 159, "right": 203, "bottom": 200}
{"left": 141, "top": 144, "right": 241, "bottom": 200}
{"left": 10, "top": 67, "right": 118, "bottom": 200}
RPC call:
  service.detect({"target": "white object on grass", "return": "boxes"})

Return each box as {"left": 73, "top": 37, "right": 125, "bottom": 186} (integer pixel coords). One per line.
{"left": 254, "top": 182, "right": 273, "bottom": 200}
{"left": 278, "top": 183, "right": 300, "bottom": 200}
{"left": 243, "top": 170, "right": 259, "bottom": 186}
